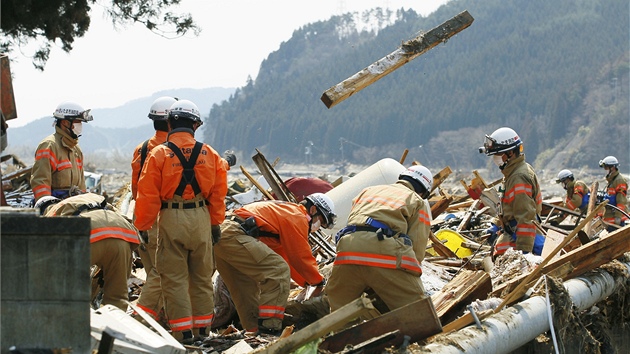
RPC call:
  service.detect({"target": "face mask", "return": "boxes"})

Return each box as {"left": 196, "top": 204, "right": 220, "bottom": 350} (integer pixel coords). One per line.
{"left": 72, "top": 122, "right": 83, "bottom": 136}
{"left": 492, "top": 154, "right": 504, "bottom": 167}
{"left": 310, "top": 218, "right": 322, "bottom": 233}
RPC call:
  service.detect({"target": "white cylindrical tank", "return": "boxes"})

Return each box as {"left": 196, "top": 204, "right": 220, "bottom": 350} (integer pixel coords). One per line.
{"left": 325, "top": 158, "right": 406, "bottom": 237}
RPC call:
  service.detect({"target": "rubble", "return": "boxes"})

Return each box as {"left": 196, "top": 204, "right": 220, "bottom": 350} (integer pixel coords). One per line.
{"left": 2, "top": 149, "right": 629, "bottom": 354}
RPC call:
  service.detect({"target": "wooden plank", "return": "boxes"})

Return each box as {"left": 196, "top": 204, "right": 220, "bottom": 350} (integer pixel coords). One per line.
{"left": 240, "top": 166, "right": 274, "bottom": 200}
{"left": 492, "top": 225, "right": 630, "bottom": 298}
{"left": 430, "top": 166, "right": 453, "bottom": 193}
{"left": 493, "top": 202, "right": 607, "bottom": 313}
{"left": 256, "top": 295, "right": 375, "bottom": 354}
{"left": 431, "top": 270, "right": 492, "bottom": 325}
{"left": 428, "top": 231, "right": 457, "bottom": 258}
{"left": 456, "top": 200, "right": 480, "bottom": 232}
{"left": 585, "top": 182, "right": 599, "bottom": 236}
{"left": 399, "top": 149, "right": 409, "bottom": 164}
{"left": 318, "top": 296, "right": 442, "bottom": 353}
{"left": 251, "top": 149, "right": 297, "bottom": 203}
{"left": 430, "top": 195, "right": 453, "bottom": 219}
{"left": 320, "top": 11, "right": 474, "bottom": 108}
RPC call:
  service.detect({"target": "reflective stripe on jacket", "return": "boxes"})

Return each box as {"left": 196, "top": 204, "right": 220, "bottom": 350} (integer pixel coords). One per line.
{"left": 603, "top": 170, "right": 628, "bottom": 222}
{"left": 499, "top": 155, "right": 542, "bottom": 253}
{"left": 564, "top": 180, "right": 589, "bottom": 212}
{"left": 334, "top": 180, "right": 431, "bottom": 277}
{"left": 45, "top": 193, "right": 139, "bottom": 245}
{"left": 31, "top": 127, "right": 85, "bottom": 201}
{"left": 134, "top": 129, "right": 228, "bottom": 231}
{"left": 233, "top": 200, "right": 323, "bottom": 287}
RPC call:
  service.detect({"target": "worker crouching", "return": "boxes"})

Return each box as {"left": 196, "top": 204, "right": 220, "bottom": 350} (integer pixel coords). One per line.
{"left": 214, "top": 193, "right": 335, "bottom": 335}
{"left": 326, "top": 165, "right": 433, "bottom": 314}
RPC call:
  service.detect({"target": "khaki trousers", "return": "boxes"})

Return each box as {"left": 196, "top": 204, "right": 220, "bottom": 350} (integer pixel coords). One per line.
{"left": 91, "top": 238, "right": 134, "bottom": 311}
{"left": 214, "top": 221, "right": 290, "bottom": 331}
{"left": 137, "top": 221, "right": 163, "bottom": 318}
{"left": 157, "top": 197, "right": 214, "bottom": 332}
{"left": 326, "top": 264, "right": 426, "bottom": 313}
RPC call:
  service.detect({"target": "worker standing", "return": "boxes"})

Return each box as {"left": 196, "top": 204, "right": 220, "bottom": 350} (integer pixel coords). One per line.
{"left": 598, "top": 156, "right": 628, "bottom": 229}
{"left": 36, "top": 193, "right": 139, "bottom": 311}
{"left": 479, "top": 127, "right": 545, "bottom": 257}
{"left": 131, "top": 96, "right": 176, "bottom": 321}
{"left": 326, "top": 165, "right": 433, "bottom": 313}
{"left": 134, "top": 99, "right": 228, "bottom": 344}
{"left": 214, "top": 193, "right": 335, "bottom": 335}
{"left": 556, "top": 169, "right": 590, "bottom": 214}
{"left": 31, "top": 102, "right": 92, "bottom": 202}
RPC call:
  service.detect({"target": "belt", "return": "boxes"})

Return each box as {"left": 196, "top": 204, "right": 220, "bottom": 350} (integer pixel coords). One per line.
{"left": 161, "top": 200, "right": 208, "bottom": 209}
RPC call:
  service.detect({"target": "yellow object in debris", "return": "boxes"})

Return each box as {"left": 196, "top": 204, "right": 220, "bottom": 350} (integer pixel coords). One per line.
{"left": 427, "top": 229, "right": 474, "bottom": 258}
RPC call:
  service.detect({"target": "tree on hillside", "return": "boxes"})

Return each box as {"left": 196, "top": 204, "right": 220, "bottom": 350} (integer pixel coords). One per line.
{"left": 0, "top": 0, "right": 199, "bottom": 70}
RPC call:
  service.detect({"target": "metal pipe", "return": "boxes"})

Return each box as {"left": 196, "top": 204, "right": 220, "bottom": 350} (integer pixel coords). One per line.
{"left": 418, "top": 262, "right": 630, "bottom": 354}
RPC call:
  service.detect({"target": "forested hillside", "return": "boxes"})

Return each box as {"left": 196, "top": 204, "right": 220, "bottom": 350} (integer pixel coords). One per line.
{"left": 205, "top": 0, "right": 629, "bottom": 173}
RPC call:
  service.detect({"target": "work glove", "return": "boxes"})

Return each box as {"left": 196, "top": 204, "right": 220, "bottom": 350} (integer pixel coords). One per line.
{"left": 485, "top": 223, "right": 501, "bottom": 245}
{"left": 614, "top": 217, "right": 621, "bottom": 226}
{"left": 211, "top": 225, "right": 221, "bottom": 245}
{"left": 309, "top": 278, "right": 326, "bottom": 298}
{"left": 223, "top": 150, "right": 237, "bottom": 167}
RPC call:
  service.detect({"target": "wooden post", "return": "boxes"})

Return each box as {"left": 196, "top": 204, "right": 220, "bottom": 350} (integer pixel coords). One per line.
{"left": 255, "top": 295, "right": 375, "bottom": 354}
{"left": 321, "top": 11, "right": 474, "bottom": 109}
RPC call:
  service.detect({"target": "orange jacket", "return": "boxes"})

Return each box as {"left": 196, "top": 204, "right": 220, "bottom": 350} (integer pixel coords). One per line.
{"left": 234, "top": 200, "right": 323, "bottom": 287}
{"left": 134, "top": 129, "right": 228, "bottom": 231}
{"left": 130, "top": 130, "right": 168, "bottom": 199}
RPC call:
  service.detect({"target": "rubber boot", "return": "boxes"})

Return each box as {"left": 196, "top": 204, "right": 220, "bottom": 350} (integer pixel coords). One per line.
{"left": 193, "top": 326, "right": 210, "bottom": 341}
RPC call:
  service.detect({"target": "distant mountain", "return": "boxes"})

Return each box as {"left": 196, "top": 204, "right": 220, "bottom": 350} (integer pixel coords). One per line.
{"left": 89, "top": 87, "right": 234, "bottom": 128}
{"left": 205, "top": 0, "right": 629, "bottom": 175}
{"left": 3, "top": 87, "right": 234, "bottom": 167}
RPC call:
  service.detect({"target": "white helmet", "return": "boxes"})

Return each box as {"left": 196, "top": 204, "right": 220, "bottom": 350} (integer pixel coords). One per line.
{"left": 399, "top": 165, "right": 433, "bottom": 198}
{"left": 53, "top": 101, "right": 93, "bottom": 122}
{"left": 34, "top": 196, "right": 61, "bottom": 215}
{"left": 479, "top": 127, "right": 522, "bottom": 156}
{"left": 305, "top": 193, "right": 337, "bottom": 229}
{"left": 599, "top": 156, "right": 619, "bottom": 168}
{"left": 148, "top": 97, "right": 177, "bottom": 120}
{"left": 168, "top": 99, "right": 202, "bottom": 125}
{"left": 555, "top": 169, "right": 573, "bottom": 183}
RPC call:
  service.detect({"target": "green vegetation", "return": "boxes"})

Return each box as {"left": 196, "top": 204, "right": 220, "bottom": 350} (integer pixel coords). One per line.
{"left": 205, "top": 0, "right": 629, "bottom": 172}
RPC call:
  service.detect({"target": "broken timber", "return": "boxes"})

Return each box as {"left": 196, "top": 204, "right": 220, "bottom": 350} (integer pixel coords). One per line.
{"left": 320, "top": 11, "right": 474, "bottom": 109}
{"left": 318, "top": 296, "right": 441, "bottom": 353}
{"left": 255, "top": 295, "right": 376, "bottom": 354}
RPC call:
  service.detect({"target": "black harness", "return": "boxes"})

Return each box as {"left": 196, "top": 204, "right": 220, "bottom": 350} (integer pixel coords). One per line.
{"left": 164, "top": 141, "right": 203, "bottom": 196}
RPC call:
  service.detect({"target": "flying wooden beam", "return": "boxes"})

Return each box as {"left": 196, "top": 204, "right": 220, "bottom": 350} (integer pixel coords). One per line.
{"left": 320, "top": 10, "right": 474, "bottom": 109}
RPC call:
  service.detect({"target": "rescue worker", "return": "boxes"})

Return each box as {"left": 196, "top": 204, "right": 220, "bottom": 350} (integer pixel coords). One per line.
{"left": 31, "top": 101, "right": 92, "bottom": 202}
{"left": 479, "top": 127, "right": 545, "bottom": 257}
{"left": 35, "top": 193, "right": 139, "bottom": 311}
{"left": 134, "top": 99, "right": 228, "bottom": 344}
{"left": 598, "top": 156, "right": 628, "bottom": 229}
{"left": 556, "top": 169, "right": 590, "bottom": 214}
{"left": 214, "top": 193, "right": 335, "bottom": 335}
{"left": 326, "top": 165, "right": 433, "bottom": 314}
{"left": 131, "top": 96, "right": 176, "bottom": 321}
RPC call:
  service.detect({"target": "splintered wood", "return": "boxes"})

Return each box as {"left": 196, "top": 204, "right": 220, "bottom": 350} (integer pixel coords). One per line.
{"left": 321, "top": 11, "right": 474, "bottom": 108}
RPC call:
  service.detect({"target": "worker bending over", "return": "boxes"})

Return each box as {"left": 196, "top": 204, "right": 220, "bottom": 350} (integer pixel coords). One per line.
{"left": 214, "top": 193, "right": 335, "bottom": 335}
{"left": 326, "top": 165, "right": 433, "bottom": 314}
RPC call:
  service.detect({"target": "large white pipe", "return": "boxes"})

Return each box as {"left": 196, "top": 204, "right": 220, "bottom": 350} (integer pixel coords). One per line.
{"left": 419, "top": 262, "right": 630, "bottom": 354}
{"left": 325, "top": 158, "right": 406, "bottom": 237}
